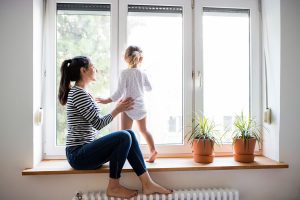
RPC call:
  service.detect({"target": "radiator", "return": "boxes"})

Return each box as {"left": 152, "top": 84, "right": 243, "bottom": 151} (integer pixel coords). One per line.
{"left": 73, "top": 188, "right": 239, "bottom": 200}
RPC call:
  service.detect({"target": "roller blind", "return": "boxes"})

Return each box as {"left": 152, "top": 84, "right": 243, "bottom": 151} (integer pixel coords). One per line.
{"left": 128, "top": 5, "right": 182, "bottom": 14}
{"left": 57, "top": 3, "right": 110, "bottom": 11}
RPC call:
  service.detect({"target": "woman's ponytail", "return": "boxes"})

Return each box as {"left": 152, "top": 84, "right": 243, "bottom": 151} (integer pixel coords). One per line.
{"left": 58, "top": 59, "right": 72, "bottom": 105}
{"left": 58, "top": 56, "right": 90, "bottom": 105}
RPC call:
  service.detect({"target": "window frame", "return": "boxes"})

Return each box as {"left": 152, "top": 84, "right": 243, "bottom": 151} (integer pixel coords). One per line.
{"left": 44, "top": 0, "right": 119, "bottom": 157}
{"left": 43, "top": 0, "right": 261, "bottom": 158}
{"left": 194, "top": 0, "right": 261, "bottom": 153}
{"left": 118, "top": 0, "right": 193, "bottom": 156}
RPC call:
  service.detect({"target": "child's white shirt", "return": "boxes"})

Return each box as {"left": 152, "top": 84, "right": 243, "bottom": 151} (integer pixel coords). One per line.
{"left": 111, "top": 68, "right": 152, "bottom": 120}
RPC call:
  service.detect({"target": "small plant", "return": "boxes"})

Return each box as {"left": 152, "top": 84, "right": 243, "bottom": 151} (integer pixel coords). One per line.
{"left": 232, "top": 112, "right": 263, "bottom": 148}
{"left": 186, "top": 112, "right": 221, "bottom": 146}
{"left": 185, "top": 112, "right": 221, "bottom": 163}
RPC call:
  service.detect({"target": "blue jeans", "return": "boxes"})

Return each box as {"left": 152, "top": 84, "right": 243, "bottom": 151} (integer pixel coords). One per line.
{"left": 66, "top": 130, "right": 147, "bottom": 179}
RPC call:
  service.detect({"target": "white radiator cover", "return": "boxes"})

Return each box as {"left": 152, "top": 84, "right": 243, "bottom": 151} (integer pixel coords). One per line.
{"left": 73, "top": 188, "right": 239, "bottom": 200}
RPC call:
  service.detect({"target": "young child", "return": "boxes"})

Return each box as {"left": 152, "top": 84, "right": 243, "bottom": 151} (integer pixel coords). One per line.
{"left": 96, "top": 46, "right": 157, "bottom": 162}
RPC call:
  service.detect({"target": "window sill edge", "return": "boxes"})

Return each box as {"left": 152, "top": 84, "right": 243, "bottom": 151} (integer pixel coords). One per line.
{"left": 22, "top": 156, "right": 288, "bottom": 176}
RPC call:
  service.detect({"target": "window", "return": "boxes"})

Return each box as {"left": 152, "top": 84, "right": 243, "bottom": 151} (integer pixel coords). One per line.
{"left": 203, "top": 8, "right": 250, "bottom": 142}
{"left": 194, "top": 0, "right": 261, "bottom": 153}
{"left": 44, "top": 0, "right": 260, "bottom": 157}
{"left": 126, "top": 5, "right": 183, "bottom": 144}
{"left": 44, "top": 0, "right": 119, "bottom": 156}
{"left": 56, "top": 3, "right": 112, "bottom": 146}
{"left": 120, "top": 1, "right": 193, "bottom": 155}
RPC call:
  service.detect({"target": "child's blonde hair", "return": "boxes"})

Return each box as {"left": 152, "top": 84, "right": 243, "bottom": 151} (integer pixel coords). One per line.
{"left": 124, "top": 46, "right": 143, "bottom": 68}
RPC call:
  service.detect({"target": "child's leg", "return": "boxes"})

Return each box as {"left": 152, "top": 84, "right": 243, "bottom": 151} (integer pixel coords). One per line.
{"left": 121, "top": 112, "right": 133, "bottom": 130}
{"left": 136, "top": 117, "right": 157, "bottom": 163}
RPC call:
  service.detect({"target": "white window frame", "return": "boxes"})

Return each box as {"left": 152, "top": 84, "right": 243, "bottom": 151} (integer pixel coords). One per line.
{"left": 119, "top": 0, "right": 193, "bottom": 156}
{"left": 43, "top": 0, "right": 261, "bottom": 158}
{"left": 44, "top": 0, "right": 119, "bottom": 157}
{"left": 194, "top": 0, "right": 261, "bottom": 154}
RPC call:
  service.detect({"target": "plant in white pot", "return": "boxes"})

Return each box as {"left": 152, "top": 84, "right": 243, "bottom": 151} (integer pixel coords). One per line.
{"left": 186, "top": 113, "right": 221, "bottom": 163}
{"left": 232, "top": 112, "right": 263, "bottom": 163}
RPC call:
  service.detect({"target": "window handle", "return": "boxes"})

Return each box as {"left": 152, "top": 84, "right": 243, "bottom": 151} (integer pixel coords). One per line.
{"left": 197, "top": 71, "right": 203, "bottom": 89}
{"left": 193, "top": 70, "right": 203, "bottom": 89}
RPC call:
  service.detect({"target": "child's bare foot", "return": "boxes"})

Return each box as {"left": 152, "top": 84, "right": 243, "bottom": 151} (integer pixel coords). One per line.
{"left": 107, "top": 179, "right": 138, "bottom": 199}
{"left": 142, "top": 180, "right": 172, "bottom": 195}
{"left": 146, "top": 150, "right": 157, "bottom": 163}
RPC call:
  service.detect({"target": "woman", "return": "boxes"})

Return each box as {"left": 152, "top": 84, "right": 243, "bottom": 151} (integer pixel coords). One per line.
{"left": 58, "top": 56, "right": 172, "bottom": 198}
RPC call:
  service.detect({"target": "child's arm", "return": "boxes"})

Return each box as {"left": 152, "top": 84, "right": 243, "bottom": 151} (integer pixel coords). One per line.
{"left": 143, "top": 72, "right": 152, "bottom": 92}
{"left": 95, "top": 97, "right": 112, "bottom": 104}
{"left": 111, "top": 71, "right": 127, "bottom": 101}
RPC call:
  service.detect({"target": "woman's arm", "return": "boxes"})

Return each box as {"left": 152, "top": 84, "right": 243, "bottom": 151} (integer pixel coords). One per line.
{"left": 72, "top": 89, "right": 134, "bottom": 130}
{"left": 110, "top": 98, "right": 134, "bottom": 118}
{"left": 72, "top": 89, "right": 113, "bottom": 130}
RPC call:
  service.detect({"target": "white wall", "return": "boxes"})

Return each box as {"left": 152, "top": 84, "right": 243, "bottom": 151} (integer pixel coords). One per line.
{"left": 279, "top": 0, "right": 300, "bottom": 196}
{"left": 0, "top": 0, "right": 300, "bottom": 199}
{"left": 261, "top": 0, "right": 281, "bottom": 161}
{"left": 0, "top": 0, "right": 34, "bottom": 197}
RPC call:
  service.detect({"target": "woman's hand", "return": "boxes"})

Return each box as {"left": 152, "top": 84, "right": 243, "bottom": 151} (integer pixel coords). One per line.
{"left": 96, "top": 97, "right": 112, "bottom": 104}
{"left": 111, "top": 97, "right": 134, "bottom": 118}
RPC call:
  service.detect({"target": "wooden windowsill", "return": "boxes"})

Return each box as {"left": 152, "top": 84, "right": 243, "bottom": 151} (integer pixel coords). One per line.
{"left": 22, "top": 156, "right": 288, "bottom": 176}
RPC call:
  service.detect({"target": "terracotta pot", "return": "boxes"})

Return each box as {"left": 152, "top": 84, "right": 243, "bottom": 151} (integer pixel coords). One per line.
{"left": 192, "top": 139, "right": 214, "bottom": 163}
{"left": 233, "top": 138, "right": 256, "bottom": 163}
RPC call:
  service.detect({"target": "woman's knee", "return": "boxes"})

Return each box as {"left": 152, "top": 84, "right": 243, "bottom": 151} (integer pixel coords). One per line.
{"left": 117, "top": 130, "right": 132, "bottom": 145}
{"left": 125, "top": 129, "right": 138, "bottom": 141}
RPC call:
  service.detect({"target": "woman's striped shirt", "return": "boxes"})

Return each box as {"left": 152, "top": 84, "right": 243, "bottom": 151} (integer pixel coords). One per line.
{"left": 66, "top": 86, "right": 113, "bottom": 147}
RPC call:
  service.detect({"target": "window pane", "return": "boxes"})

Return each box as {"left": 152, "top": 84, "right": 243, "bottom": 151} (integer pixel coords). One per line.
{"left": 202, "top": 8, "right": 250, "bottom": 143}
{"left": 56, "top": 6, "right": 111, "bottom": 146}
{"left": 127, "top": 6, "right": 183, "bottom": 145}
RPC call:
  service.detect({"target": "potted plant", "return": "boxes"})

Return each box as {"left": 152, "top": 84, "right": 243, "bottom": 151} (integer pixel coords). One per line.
{"left": 232, "top": 112, "right": 263, "bottom": 163}
{"left": 186, "top": 113, "right": 220, "bottom": 163}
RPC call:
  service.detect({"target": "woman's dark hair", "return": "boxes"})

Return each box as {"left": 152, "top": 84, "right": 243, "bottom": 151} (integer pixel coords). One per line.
{"left": 58, "top": 56, "right": 90, "bottom": 105}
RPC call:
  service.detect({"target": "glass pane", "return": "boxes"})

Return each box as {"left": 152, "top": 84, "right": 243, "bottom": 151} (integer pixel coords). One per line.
{"left": 56, "top": 8, "right": 111, "bottom": 146}
{"left": 127, "top": 7, "right": 183, "bottom": 145}
{"left": 202, "top": 9, "right": 250, "bottom": 143}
